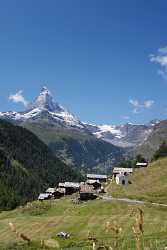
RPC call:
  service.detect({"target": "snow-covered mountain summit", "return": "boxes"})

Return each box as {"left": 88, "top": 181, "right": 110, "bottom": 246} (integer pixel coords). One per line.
{"left": 0, "top": 87, "right": 84, "bottom": 129}
{"left": 27, "top": 86, "right": 65, "bottom": 113}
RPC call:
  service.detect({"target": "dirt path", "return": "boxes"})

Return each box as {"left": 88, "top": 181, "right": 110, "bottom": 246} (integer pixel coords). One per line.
{"left": 100, "top": 194, "right": 167, "bottom": 207}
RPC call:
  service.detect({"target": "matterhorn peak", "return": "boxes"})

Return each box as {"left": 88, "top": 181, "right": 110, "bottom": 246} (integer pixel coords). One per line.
{"left": 0, "top": 86, "right": 85, "bottom": 129}
{"left": 40, "top": 86, "right": 50, "bottom": 95}
{"left": 27, "top": 86, "right": 64, "bottom": 113}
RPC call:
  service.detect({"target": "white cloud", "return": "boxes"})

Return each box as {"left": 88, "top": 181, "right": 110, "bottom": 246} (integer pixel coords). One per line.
{"left": 150, "top": 46, "right": 167, "bottom": 78}
{"left": 9, "top": 90, "right": 28, "bottom": 107}
{"left": 129, "top": 99, "right": 141, "bottom": 113}
{"left": 129, "top": 99, "right": 140, "bottom": 108}
{"left": 143, "top": 100, "right": 154, "bottom": 109}
{"left": 129, "top": 99, "right": 154, "bottom": 114}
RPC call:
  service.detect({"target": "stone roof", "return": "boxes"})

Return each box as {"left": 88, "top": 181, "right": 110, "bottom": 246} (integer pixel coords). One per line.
{"left": 38, "top": 193, "right": 51, "bottom": 199}
{"left": 136, "top": 162, "right": 148, "bottom": 166}
{"left": 58, "top": 182, "right": 80, "bottom": 188}
{"left": 113, "top": 168, "right": 133, "bottom": 173}
{"left": 87, "top": 174, "right": 107, "bottom": 179}
{"left": 46, "top": 188, "right": 56, "bottom": 193}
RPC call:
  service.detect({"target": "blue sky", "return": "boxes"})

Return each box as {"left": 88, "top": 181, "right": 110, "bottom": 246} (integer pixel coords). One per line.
{"left": 0, "top": 0, "right": 167, "bottom": 125}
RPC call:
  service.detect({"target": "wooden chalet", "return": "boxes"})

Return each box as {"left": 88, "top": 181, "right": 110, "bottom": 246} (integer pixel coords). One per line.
{"left": 79, "top": 184, "right": 97, "bottom": 200}
{"left": 58, "top": 182, "right": 80, "bottom": 195}
{"left": 87, "top": 174, "right": 108, "bottom": 183}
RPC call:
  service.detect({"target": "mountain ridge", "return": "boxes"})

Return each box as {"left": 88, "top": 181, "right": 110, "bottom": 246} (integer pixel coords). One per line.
{"left": 0, "top": 86, "right": 158, "bottom": 147}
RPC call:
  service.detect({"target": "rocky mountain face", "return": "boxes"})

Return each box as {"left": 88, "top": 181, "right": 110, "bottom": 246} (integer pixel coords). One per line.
{"left": 0, "top": 86, "right": 162, "bottom": 167}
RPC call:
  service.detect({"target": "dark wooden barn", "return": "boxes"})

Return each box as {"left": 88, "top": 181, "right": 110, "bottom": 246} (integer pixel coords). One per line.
{"left": 79, "top": 184, "right": 97, "bottom": 200}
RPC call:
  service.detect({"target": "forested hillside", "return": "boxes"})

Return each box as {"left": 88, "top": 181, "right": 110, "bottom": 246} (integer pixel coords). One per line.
{"left": 0, "top": 120, "right": 82, "bottom": 210}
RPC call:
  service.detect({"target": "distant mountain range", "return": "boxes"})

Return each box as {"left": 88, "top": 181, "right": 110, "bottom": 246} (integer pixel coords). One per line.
{"left": 84, "top": 121, "right": 159, "bottom": 148}
{"left": 0, "top": 86, "right": 165, "bottom": 166}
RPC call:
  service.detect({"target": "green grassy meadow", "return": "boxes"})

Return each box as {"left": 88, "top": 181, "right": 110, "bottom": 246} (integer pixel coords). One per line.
{"left": 0, "top": 196, "right": 167, "bottom": 249}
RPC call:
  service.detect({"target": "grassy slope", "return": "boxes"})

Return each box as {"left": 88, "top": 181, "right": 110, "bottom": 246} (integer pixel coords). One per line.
{"left": 0, "top": 197, "right": 167, "bottom": 249}
{"left": 108, "top": 157, "right": 167, "bottom": 203}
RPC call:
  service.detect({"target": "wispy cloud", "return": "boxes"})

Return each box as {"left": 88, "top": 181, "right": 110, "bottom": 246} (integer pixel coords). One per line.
{"left": 150, "top": 46, "right": 167, "bottom": 79}
{"left": 129, "top": 99, "right": 154, "bottom": 114}
{"left": 129, "top": 99, "right": 141, "bottom": 113}
{"left": 9, "top": 90, "right": 28, "bottom": 107}
{"left": 143, "top": 100, "right": 154, "bottom": 109}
